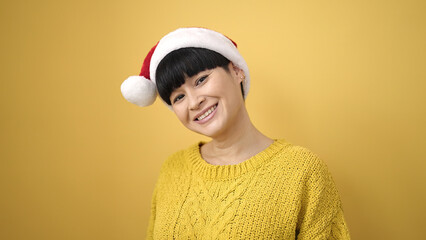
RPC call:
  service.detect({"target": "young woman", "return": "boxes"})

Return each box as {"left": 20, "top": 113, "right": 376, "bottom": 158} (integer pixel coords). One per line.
{"left": 121, "top": 28, "right": 350, "bottom": 239}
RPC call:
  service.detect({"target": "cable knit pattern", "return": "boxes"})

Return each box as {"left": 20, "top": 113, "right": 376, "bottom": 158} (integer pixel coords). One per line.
{"left": 146, "top": 139, "right": 350, "bottom": 239}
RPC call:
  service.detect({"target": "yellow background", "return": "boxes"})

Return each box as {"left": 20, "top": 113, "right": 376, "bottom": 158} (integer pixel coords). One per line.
{"left": 1, "top": 0, "right": 425, "bottom": 239}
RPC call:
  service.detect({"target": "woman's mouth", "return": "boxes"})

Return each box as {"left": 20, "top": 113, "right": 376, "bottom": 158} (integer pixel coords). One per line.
{"left": 195, "top": 104, "right": 218, "bottom": 123}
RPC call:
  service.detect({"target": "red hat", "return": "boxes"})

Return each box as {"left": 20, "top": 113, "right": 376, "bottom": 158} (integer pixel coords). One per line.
{"left": 121, "top": 27, "right": 250, "bottom": 107}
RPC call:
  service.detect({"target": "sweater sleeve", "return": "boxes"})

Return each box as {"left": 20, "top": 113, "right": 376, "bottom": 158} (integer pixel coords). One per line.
{"left": 296, "top": 154, "right": 351, "bottom": 240}
{"left": 145, "top": 151, "right": 183, "bottom": 239}
{"left": 145, "top": 185, "right": 157, "bottom": 240}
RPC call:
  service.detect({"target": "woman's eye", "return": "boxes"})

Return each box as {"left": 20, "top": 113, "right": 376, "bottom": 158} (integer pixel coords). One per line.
{"left": 173, "top": 94, "right": 184, "bottom": 103}
{"left": 196, "top": 75, "right": 208, "bottom": 86}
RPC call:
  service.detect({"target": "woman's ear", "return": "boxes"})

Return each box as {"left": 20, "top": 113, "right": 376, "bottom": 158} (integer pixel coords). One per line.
{"left": 229, "top": 62, "right": 245, "bottom": 84}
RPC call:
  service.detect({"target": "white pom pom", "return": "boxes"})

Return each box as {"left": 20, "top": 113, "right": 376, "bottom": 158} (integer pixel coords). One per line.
{"left": 121, "top": 76, "right": 157, "bottom": 107}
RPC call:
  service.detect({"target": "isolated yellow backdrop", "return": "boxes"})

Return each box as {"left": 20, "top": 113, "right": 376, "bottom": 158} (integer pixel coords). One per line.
{"left": 1, "top": 0, "right": 425, "bottom": 239}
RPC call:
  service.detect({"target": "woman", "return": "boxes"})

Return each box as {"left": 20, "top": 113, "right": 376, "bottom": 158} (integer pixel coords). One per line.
{"left": 121, "top": 28, "right": 350, "bottom": 239}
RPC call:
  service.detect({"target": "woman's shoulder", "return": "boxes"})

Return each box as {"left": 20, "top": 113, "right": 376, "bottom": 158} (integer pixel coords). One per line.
{"left": 274, "top": 139, "right": 330, "bottom": 176}
{"left": 158, "top": 142, "right": 200, "bottom": 174}
{"left": 273, "top": 139, "right": 338, "bottom": 196}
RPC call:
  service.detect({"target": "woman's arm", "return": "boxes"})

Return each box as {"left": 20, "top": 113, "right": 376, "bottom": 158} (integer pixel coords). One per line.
{"left": 146, "top": 186, "right": 157, "bottom": 240}
{"left": 296, "top": 155, "right": 351, "bottom": 239}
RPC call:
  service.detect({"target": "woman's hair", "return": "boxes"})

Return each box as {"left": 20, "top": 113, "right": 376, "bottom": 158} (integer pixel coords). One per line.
{"left": 156, "top": 47, "right": 231, "bottom": 105}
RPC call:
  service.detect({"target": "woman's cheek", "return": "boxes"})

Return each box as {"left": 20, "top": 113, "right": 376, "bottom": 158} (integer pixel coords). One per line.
{"left": 174, "top": 106, "right": 189, "bottom": 123}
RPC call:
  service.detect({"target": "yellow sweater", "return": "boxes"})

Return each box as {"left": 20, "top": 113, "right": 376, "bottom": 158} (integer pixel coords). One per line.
{"left": 146, "top": 139, "right": 350, "bottom": 239}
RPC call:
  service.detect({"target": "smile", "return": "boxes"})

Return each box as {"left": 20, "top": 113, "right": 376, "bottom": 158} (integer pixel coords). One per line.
{"left": 195, "top": 104, "right": 217, "bottom": 122}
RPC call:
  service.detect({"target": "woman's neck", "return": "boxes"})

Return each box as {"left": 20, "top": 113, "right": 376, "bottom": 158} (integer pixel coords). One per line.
{"left": 201, "top": 108, "right": 273, "bottom": 165}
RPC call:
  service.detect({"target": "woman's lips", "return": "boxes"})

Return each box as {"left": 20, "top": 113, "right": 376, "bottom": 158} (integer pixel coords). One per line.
{"left": 194, "top": 104, "right": 218, "bottom": 124}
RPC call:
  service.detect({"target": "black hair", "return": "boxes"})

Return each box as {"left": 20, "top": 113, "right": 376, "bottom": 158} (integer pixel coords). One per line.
{"left": 156, "top": 47, "right": 231, "bottom": 105}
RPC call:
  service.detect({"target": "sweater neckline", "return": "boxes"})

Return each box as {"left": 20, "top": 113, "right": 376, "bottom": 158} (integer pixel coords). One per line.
{"left": 187, "top": 139, "right": 287, "bottom": 180}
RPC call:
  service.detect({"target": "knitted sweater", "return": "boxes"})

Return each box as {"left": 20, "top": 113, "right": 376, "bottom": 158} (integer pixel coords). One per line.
{"left": 146, "top": 139, "right": 350, "bottom": 239}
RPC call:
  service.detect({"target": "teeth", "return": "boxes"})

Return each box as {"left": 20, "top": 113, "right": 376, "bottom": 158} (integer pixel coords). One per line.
{"left": 197, "top": 105, "right": 217, "bottom": 120}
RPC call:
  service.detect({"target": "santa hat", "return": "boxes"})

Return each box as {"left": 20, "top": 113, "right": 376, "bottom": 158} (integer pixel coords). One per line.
{"left": 120, "top": 27, "right": 250, "bottom": 107}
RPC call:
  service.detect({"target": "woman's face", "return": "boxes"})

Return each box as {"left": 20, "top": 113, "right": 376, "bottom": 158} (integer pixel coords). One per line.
{"left": 170, "top": 62, "right": 245, "bottom": 138}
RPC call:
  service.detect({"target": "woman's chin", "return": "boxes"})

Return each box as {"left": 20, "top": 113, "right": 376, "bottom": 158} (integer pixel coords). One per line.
{"left": 190, "top": 123, "right": 224, "bottom": 139}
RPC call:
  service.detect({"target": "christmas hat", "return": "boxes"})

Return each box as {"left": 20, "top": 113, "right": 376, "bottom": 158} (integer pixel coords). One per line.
{"left": 121, "top": 27, "right": 250, "bottom": 107}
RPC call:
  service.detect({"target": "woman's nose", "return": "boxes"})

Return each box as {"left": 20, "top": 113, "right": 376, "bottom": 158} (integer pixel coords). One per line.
{"left": 188, "top": 93, "right": 205, "bottom": 110}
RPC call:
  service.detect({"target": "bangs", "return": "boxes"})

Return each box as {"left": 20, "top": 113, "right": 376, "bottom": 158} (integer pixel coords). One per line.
{"left": 156, "top": 47, "right": 230, "bottom": 105}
